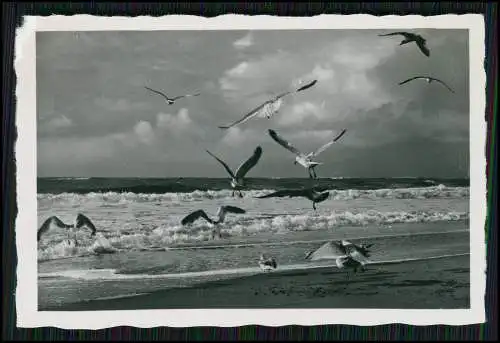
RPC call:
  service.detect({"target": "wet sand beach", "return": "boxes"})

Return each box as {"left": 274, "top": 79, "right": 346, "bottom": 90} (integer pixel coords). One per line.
{"left": 45, "top": 254, "right": 469, "bottom": 311}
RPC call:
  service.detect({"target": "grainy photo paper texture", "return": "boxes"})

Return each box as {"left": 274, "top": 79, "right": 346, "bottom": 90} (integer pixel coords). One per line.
{"left": 15, "top": 14, "right": 486, "bottom": 328}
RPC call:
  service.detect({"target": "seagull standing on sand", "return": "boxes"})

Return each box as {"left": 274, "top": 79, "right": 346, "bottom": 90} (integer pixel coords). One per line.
{"left": 206, "top": 146, "right": 263, "bottom": 197}
{"left": 256, "top": 187, "right": 330, "bottom": 211}
{"left": 398, "top": 76, "right": 455, "bottom": 93}
{"left": 144, "top": 86, "right": 201, "bottom": 105}
{"left": 304, "top": 240, "right": 373, "bottom": 274}
{"left": 258, "top": 254, "right": 278, "bottom": 271}
{"left": 378, "top": 31, "right": 430, "bottom": 57}
{"left": 181, "top": 205, "right": 246, "bottom": 239}
{"left": 268, "top": 129, "right": 347, "bottom": 179}
{"left": 218, "top": 79, "right": 318, "bottom": 130}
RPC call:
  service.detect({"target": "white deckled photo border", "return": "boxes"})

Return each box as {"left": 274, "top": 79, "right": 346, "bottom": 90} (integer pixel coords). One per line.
{"left": 14, "top": 14, "right": 487, "bottom": 329}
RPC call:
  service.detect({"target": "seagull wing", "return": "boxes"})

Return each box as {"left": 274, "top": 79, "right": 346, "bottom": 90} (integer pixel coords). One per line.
{"left": 312, "top": 129, "right": 347, "bottom": 157}
{"left": 295, "top": 79, "right": 318, "bottom": 93}
{"left": 171, "top": 92, "right": 201, "bottom": 101}
{"left": 76, "top": 213, "right": 97, "bottom": 236}
{"left": 181, "top": 210, "right": 214, "bottom": 225}
{"left": 256, "top": 189, "right": 307, "bottom": 199}
{"left": 268, "top": 129, "right": 303, "bottom": 156}
{"left": 144, "top": 86, "right": 171, "bottom": 101}
{"left": 305, "top": 241, "right": 347, "bottom": 261}
{"left": 221, "top": 206, "right": 246, "bottom": 214}
{"left": 37, "top": 216, "right": 73, "bottom": 241}
{"left": 235, "top": 146, "right": 263, "bottom": 178}
{"left": 378, "top": 31, "right": 411, "bottom": 38}
{"left": 348, "top": 248, "right": 372, "bottom": 265}
{"left": 398, "top": 76, "right": 425, "bottom": 85}
{"left": 218, "top": 101, "right": 271, "bottom": 129}
{"left": 432, "top": 78, "right": 456, "bottom": 93}
{"left": 206, "top": 150, "right": 235, "bottom": 178}
{"left": 415, "top": 38, "right": 430, "bottom": 57}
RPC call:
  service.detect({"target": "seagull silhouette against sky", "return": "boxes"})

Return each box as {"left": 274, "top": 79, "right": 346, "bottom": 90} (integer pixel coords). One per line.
{"left": 206, "top": 146, "right": 263, "bottom": 197}
{"left": 398, "top": 76, "right": 455, "bottom": 93}
{"left": 144, "top": 86, "right": 201, "bottom": 105}
{"left": 268, "top": 128, "right": 347, "bottom": 179}
{"left": 379, "top": 31, "right": 430, "bottom": 57}
{"left": 218, "top": 79, "right": 318, "bottom": 130}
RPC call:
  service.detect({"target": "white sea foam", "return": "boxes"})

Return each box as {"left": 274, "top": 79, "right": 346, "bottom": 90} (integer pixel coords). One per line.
{"left": 37, "top": 185, "right": 469, "bottom": 204}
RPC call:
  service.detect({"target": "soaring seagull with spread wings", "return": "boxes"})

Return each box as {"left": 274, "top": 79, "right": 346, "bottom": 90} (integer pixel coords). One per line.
{"left": 145, "top": 86, "right": 201, "bottom": 105}
{"left": 256, "top": 187, "right": 330, "bottom": 210}
{"left": 398, "top": 76, "right": 455, "bottom": 93}
{"left": 37, "top": 213, "right": 97, "bottom": 242}
{"left": 218, "top": 79, "right": 318, "bottom": 130}
{"left": 206, "top": 146, "right": 263, "bottom": 197}
{"left": 268, "top": 128, "right": 347, "bottom": 179}
{"left": 304, "top": 240, "right": 373, "bottom": 273}
{"left": 378, "top": 32, "right": 430, "bottom": 57}
{"left": 181, "top": 205, "right": 246, "bottom": 239}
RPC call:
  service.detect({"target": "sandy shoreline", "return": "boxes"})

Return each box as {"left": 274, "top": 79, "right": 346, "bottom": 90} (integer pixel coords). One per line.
{"left": 43, "top": 255, "right": 470, "bottom": 311}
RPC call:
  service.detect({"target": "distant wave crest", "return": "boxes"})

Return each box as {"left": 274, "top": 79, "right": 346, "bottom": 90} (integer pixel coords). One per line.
{"left": 37, "top": 185, "right": 468, "bottom": 204}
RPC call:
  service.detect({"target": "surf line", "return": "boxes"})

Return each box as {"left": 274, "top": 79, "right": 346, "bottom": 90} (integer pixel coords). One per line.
{"left": 164, "top": 229, "right": 470, "bottom": 251}
{"left": 38, "top": 252, "right": 470, "bottom": 282}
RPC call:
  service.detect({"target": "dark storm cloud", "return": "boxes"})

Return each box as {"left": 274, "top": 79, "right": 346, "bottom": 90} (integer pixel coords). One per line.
{"left": 36, "top": 29, "right": 470, "bottom": 177}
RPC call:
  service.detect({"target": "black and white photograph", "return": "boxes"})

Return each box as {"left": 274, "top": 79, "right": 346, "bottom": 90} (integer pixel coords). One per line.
{"left": 15, "top": 14, "right": 486, "bottom": 328}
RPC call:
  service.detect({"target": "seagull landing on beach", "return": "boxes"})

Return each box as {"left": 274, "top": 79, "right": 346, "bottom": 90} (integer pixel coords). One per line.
{"left": 258, "top": 254, "right": 278, "bottom": 271}
{"left": 304, "top": 240, "right": 373, "bottom": 274}
{"left": 37, "top": 213, "right": 97, "bottom": 243}
{"left": 181, "top": 206, "right": 246, "bottom": 239}
{"left": 144, "top": 86, "right": 200, "bottom": 105}
{"left": 378, "top": 32, "right": 430, "bottom": 57}
{"left": 256, "top": 187, "right": 329, "bottom": 211}
{"left": 268, "top": 128, "right": 347, "bottom": 179}
{"left": 206, "top": 146, "right": 263, "bottom": 197}
{"left": 218, "top": 79, "right": 318, "bottom": 130}
{"left": 398, "top": 76, "right": 455, "bottom": 93}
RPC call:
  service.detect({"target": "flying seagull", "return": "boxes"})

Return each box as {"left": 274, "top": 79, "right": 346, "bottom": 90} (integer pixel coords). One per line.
{"left": 206, "top": 146, "right": 263, "bottom": 197}
{"left": 258, "top": 254, "right": 278, "bottom": 271}
{"left": 256, "top": 188, "right": 330, "bottom": 210}
{"left": 218, "top": 79, "right": 318, "bottom": 130}
{"left": 37, "top": 216, "right": 74, "bottom": 242}
{"left": 304, "top": 240, "right": 373, "bottom": 273}
{"left": 268, "top": 128, "right": 347, "bottom": 179}
{"left": 37, "top": 213, "right": 97, "bottom": 242}
{"left": 145, "top": 86, "right": 201, "bottom": 105}
{"left": 181, "top": 205, "right": 246, "bottom": 239}
{"left": 398, "top": 76, "right": 455, "bottom": 93}
{"left": 378, "top": 32, "right": 430, "bottom": 57}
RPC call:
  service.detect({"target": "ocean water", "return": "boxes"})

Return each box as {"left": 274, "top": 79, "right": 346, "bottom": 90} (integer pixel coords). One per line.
{"left": 37, "top": 177, "right": 470, "bottom": 309}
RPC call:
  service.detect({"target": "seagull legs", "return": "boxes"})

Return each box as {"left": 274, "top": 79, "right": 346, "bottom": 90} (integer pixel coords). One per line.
{"left": 238, "top": 190, "right": 244, "bottom": 198}
{"left": 307, "top": 168, "right": 314, "bottom": 179}
{"left": 311, "top": 167, "right": 318, "bottom": 179}
{"left": 312, "top": 202, "right": 317, "bottom": 211}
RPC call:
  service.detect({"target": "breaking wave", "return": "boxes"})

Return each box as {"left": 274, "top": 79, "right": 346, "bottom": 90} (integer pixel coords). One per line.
{"left": 37, "top": 208, "right": 468, "bottom": 262}
{"left": 37, "top": 185, "right": 468, "bottom": 205}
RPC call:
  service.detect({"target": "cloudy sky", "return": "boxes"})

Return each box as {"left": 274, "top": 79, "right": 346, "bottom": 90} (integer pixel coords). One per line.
{"left": 36, "top": 29, "right": 469, "bottom": 178}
